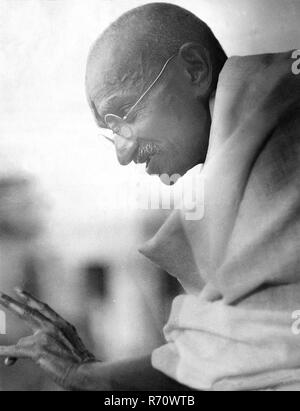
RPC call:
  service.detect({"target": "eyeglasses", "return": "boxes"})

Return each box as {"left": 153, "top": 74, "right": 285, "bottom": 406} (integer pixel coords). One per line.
{"left": 100, "top": 53, "right": 177, "bottom": 144}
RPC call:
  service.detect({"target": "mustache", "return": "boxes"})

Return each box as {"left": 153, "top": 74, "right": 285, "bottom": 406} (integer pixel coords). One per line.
{"left": 135, "top": 142, "right": 160, "bottom": 164}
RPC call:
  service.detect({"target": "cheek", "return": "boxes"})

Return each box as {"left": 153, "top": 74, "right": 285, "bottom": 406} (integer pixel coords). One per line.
{"left": 164, "top": 94, "right": 199, "bottom": 135}
{"left": 149, "top": 103, "right": 187, "bottom": 144}
{"left": 142, "top": 96, "right": 201, "bottom": 151}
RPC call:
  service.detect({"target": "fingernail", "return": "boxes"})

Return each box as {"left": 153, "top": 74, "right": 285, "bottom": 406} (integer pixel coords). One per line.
{"left": 14, "top": 287, "right": 24, "bottom": 295}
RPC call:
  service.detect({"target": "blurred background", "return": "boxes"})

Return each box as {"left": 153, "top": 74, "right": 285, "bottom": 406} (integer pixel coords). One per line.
{"left": 0, "top": 0, "right": 299, "bottom": 390}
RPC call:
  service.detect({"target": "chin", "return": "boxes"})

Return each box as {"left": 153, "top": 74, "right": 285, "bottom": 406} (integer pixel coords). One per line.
{"left": 145, "top": 156, "right": 161, "bottom": 176}
{"left": 146, "top": 154, "right": 191, "bottom": 182}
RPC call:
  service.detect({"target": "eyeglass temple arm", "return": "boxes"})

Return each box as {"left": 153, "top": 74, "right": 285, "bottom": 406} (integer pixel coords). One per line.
{"left": 123, "top": 54, "right": 177, "bottom": 121}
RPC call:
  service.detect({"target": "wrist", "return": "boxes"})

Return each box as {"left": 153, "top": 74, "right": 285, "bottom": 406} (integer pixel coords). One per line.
{"left": 64, "top": 361, "right": 111, "bottom": 391}
{"left": 61, "top": 363, "right": 82, "bottom": 391}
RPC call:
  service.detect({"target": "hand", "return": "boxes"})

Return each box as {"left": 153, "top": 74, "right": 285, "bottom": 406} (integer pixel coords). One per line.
{"left": 0, "top": 289, "right": 96, "bottom": 389}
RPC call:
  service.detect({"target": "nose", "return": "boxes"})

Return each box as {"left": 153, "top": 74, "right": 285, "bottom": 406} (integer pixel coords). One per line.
{"left": 114, "top": 134, "right": 138, "bottom": 166}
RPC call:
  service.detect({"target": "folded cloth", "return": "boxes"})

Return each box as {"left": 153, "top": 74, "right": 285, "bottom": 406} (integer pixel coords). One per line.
{"left": 140, "top": 50, "right": 300, "bottom": 391}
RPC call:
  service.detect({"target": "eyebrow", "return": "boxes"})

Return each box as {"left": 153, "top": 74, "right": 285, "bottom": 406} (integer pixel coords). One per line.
{"left": 94, "top": 95, "right": 123, "bottom": 125}
{"left": 90, "top": 100, "right": 106, "bottom": 128}
{"left": 99, "top": 96, "right": 119, "bottom": 114}
{"left": 93, "top": 93, "right": 137, "bottom": 126}
{"left": 90, "top": 94, "right": 125, "bottom": 128}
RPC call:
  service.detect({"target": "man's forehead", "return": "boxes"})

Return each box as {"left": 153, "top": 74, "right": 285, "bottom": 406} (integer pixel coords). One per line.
{"left": 87, "top": 39, "right": 143, "bottom": 93}
{"left": 86, "top": 51, "right": 119, "bottom": 100}
{"left": 87, "top": 52, "right": 148, "bottom": 122}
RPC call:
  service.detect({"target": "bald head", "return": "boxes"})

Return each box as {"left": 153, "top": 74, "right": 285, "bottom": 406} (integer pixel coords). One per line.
{"left": 86, "top": 2, "right": 226, "bottom": 126}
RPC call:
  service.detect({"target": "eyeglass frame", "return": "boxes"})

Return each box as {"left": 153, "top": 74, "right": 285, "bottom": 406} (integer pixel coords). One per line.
{"left": 101, "top": 53, "right": 177, "bottom": 144}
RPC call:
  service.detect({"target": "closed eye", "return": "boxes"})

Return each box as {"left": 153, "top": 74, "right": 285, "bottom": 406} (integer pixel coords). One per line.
{"left": 124, "top": 104, "right": 145, "bottom": 123}
{"left": 119, "top": 104, "right": 133, "bottom": 118}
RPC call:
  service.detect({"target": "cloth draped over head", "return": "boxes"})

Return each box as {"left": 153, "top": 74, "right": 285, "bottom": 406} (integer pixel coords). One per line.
{"left": 139, "top": 50, "right": 300, "bottom": 391}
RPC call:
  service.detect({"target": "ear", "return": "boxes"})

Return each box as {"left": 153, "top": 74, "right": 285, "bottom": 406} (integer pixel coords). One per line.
{"left": 178, "top": 42, "right": 213, "bottom": 98}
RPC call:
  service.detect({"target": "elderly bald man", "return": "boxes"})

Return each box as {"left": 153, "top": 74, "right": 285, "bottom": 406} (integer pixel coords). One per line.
{"left": 1, "top": 2, "right": 300, "bottom": 391}
{"left": 86, "top": 4, "right": 225, "bottom": 176}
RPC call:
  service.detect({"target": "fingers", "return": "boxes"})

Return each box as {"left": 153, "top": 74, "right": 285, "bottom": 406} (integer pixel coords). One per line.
{"left": 15, "top": 288, "right": 63, "bottom": 325}
{"left": 0, "top": 292, "right": 49, "bottom": 330}
{"left": 14, "top": 289, "right": 89, "bottom": 359}
{"left": 0, "top": 345, "right": 28, "bottom": 360}
{"left": 0, "top": 346, "right": 17, "bottom": 357}
{"left": 0, "top": 335, "right": 38, "bottom": 363}
{"left": 0, "top": 290, "right": 95, "bottom": 366}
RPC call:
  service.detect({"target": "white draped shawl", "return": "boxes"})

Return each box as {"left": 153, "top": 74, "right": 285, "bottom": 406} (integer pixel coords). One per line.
{"left": 140, "top": 50, "right": 300, "bottom": 391}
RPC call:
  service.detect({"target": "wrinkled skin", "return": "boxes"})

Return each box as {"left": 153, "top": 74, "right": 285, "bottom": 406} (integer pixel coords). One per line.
{"left": 0, "top": 289, "right": 95, "bottom": 389}
{"left": 86, "top": 42, "right": 213, "bottom": 179}
{"left": 0, "top": 290, "right": 189, "bottom": 391}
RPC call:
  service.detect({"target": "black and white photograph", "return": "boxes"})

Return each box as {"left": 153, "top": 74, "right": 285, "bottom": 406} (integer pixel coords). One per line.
{"left": 0, "top": 0, "right": 300, "bottom": 394}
